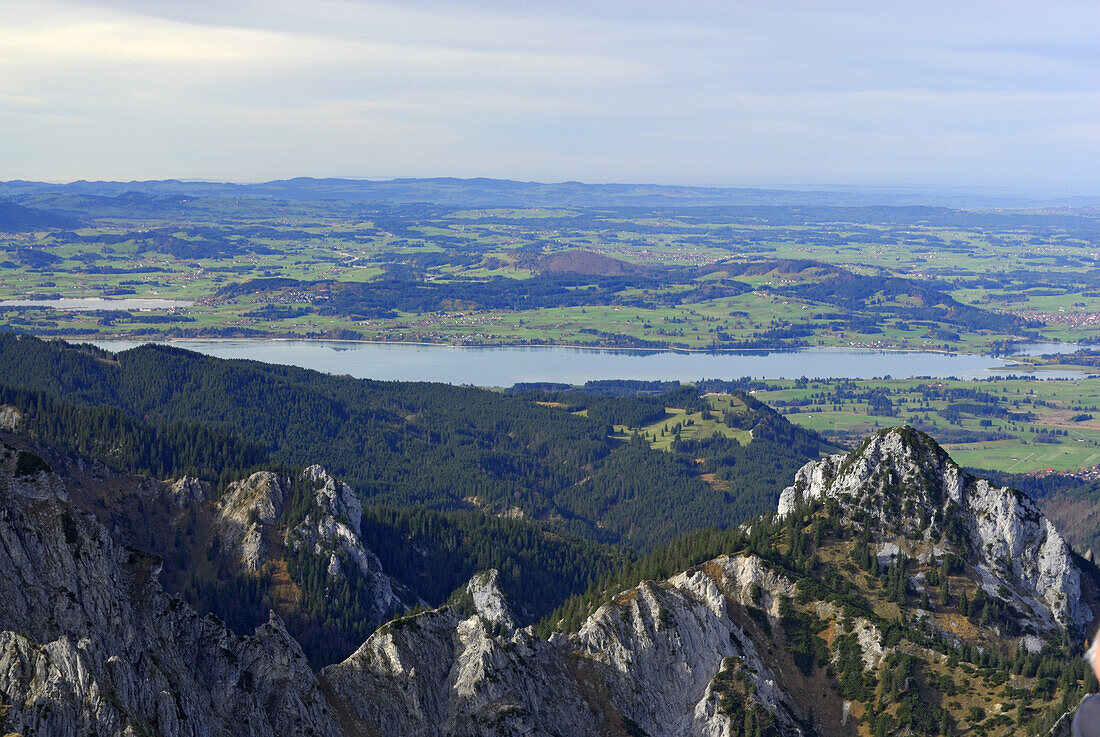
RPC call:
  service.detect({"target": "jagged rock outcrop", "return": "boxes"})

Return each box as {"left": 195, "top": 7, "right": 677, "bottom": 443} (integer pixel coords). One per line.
{"left": 0, "top": 426, "right": 1093, "bottom": 737}
{"left": 322, "top": 569, "right": 605, "bottom": 736}
{"left": 323, "top": 575, "right": 608, "bottom": 736}
{"left": 574, "top": 560, "right": 813, "bottom": 737}
{"left": 466, "top": 569, "right": 515, "bottom": 631}
{"left": 0, "top": 444, "right": 343, "bottom": 737}
{"left": 216, "top": 471, "right": 285, "bottom": 573}
{"left": 322, "top": 560, "right": 815, "bottom": 737}
{"left": 210, "top": 465, "right": 411, "bottom": 620}
{"left": 165, "top": 475, "right": 207, "bottom": 509}
{"left": 0, "top": 405, "right": 23, "bottom": 433}
{"left": 777, "top": 426, "right": 1091, "bottom": 631}
{"left": 284, "top": 465, "right": 410, "bottom": 620}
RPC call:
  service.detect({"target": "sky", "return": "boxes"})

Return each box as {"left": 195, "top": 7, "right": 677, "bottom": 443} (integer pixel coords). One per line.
{"left": 2, "top": 0, "right": 1099, "bottom": 190}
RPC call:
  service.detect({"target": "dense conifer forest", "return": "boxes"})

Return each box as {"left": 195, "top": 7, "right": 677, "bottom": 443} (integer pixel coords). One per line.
{"left": 0, "top": 333, "right": 827, "bottom": 550}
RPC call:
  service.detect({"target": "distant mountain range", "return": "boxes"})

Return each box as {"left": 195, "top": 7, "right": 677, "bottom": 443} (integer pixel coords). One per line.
{"left": 2, "top": 176, "right": 1097, "bottom": 209}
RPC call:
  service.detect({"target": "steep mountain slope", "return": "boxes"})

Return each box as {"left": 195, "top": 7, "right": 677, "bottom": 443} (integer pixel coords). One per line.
{"left": 322, "top": 562, "right": 815, "bottom": 737}
{"left": 0, "top": 441, "right": 342, "bottom": 737}
{"left": 218, "top": 465, "right": 412, "bottom": 619}
{"left": 778, "top": 427, "right": 1090, "bottom": 630}
{"left": 0, "top": 428, "right": 619, "bottom": 668}
{"left": 0, "top": 430, "right": 417, "bottom": 668}
{"left": 0, "top": 426, "right": 1095, "bottom": 737}
{"left": 327, "top": 426, "right": 1100, "bottom": 737}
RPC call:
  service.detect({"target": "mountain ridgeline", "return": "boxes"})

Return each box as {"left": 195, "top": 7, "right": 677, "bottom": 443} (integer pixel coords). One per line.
{"left": 4, "top": 176, "right": 1098, "bottom": 208}
{"left": 0, "top": 425, "right": 1096, "bottom": 736}
{"left": 0, "top": 334, "right": 830, "bottom": 662}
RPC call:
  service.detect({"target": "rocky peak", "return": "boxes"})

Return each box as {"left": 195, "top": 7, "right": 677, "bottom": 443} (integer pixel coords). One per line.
{"left": 0, "top": 404, "right": 24, "bottom": 432}
{"left": 287, "top": 466, "right": 409, "bottom": 621}
{"left": 323, "top": 556, "right": 817, "bottom": 737}
{"left": 206, "top": 464, "right": 411, "bottom": 636}
{"left": 1, "top": 424, "right": 1095, "bottom": 737}
{"left": 778, "top": 426, "right": 1092, "bottom": 631}
{"left": 215, "top": 470, "right": 286, "bottom": 573}
{"left": 165, "top": 475, "right": 207, "bottom": 508}
{"left": 466, "top": 569, "right": 516, "bottom": 631}
{"left": 572, "top": 558, "right": 813, "bottom": 737}
{"left": 219, "top": 470, "right": 285, "bottom": 525}
{"left": 778, "top": 425, "right": 959, "bottom": 529}
{"left": 304, "top": 464, "right": 362, "bottom": 537}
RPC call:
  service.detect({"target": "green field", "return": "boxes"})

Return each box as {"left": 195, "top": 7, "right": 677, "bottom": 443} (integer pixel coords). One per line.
{"left": 597, "top": 378, "right": 1100, "bottom": 475}
{"left": 3, "top": 198, "right": 1100, "bottom": 352}
{"left": 747, "top": 377, "right": 1100, "bottom": 473}
{"left": 615, "top": 395, "right": 755, "bottom": 450}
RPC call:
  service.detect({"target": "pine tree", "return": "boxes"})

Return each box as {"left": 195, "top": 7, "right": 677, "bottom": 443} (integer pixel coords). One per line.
{"left": 939, "top": 709, "right": 952, "bottom": 736}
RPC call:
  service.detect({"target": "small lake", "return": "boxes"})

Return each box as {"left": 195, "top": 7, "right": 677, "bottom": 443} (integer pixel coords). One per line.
{"left": 1, "top": 298, "right": 193, "bottom": 311}
{"left": 87, "top": 340, "right": 1093, "bottom": 386}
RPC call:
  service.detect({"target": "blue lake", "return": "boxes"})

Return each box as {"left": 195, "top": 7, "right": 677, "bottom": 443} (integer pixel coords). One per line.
{"left": 87, "top": 340, "right": 1092, "bottom": 386}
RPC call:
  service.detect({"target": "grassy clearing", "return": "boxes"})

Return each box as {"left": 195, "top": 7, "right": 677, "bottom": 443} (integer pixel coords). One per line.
{"left": 611, "top": 394, "right": 755, "bottom": 451}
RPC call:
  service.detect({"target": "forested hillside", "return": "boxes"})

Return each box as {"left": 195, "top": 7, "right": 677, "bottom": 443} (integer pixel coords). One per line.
{"left": 1, "top": 349, "right": 1097, "bottom": 734}
{"left": 3, "top": 429, "right": 624, "bottom": 667}
{"left": 0, "top": 333, "right": 829, "bottom": 550}
{"left": 0, "top": 333, "right": 836, "bottom": 667}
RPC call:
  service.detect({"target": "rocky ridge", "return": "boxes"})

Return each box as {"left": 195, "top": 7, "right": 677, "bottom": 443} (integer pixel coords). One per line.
{"left": 0, "top": 442, "right": 342, "bottom": 737}
{"left": 318, "top": 427, "right": 1098, "bottom": 736}
{"left": 213, "top": 468, "right": 409, "bottom": 616}
{"left": 215, "top": 465, "right": 411, "bottom": 622}
{"left": 285, "top": 465, "right": 409, "bottom": 615}
{"left": 0, "top": 427, "right": 1095, "bottom": 737}
{"left": 321, "top": 553, "right": 817, "bottom": 737}
{"left": 777, "top": 426, "right": 1091, "bottom": 631}
{"left": 0, "top": 431, "right": 417, "bottom": 672}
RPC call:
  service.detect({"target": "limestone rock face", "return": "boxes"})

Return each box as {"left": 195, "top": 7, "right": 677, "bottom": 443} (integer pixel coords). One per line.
{"left": 303, "top": 464, "right": 363, "bottom": 536}
{"left": 0, "top": 427, "right": 1093, "bottom": 737}
{"left": 216, "top": 470, "right": 285, "bottom": 573}
{"left": 324, "top": 607, "right": 608, "bottom": 737}
{"left": 0, "top": 447, "right": 343, "bottom": 737}
{"left": 466, "top": 569, "right": 515, "bottom": 631}
{"left": 210, "top": 465, "right": 411, "bottom": 622}
{"left": 322, "top": 556, "right": 814, "bottom": 737}
{"left": 777, "top": 426, "right": 1091, "bottom": 631}
{"left": 321, "top": 563, "right": 607, "bottom": 737}
{"left": 285, "top": 466, "right": 410, "bottom": 621}
{"left": 0, "top": 405, "right": 23, "bottom": 432}
{"left": 574, "top": 559, "right": 811, "bottom": 737}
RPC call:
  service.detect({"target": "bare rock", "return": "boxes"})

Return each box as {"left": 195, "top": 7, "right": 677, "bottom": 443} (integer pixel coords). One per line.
{"left": 0, "top": 451, "right": 343, "bottom": 737}
{"left": 777, "top": 426, "right": 1091, "bottom": 631}
{"left": 216, "top": 471, "right": 285, "bottom": 573}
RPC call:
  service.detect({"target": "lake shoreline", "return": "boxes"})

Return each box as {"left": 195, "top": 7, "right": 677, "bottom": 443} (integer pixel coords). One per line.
{"left": 82, "top": 337, "right": 1092, "bottom": 385}
{"left": 80, "top": 334, "right": 1074, "bottom": 359}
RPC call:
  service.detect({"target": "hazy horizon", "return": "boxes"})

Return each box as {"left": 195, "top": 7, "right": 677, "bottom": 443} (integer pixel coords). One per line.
{"left": 5, "top": 175, "right": 1097, "bottom": 200}
{"left": 4, "top": 1, "right": 1099, "bottom": 192}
